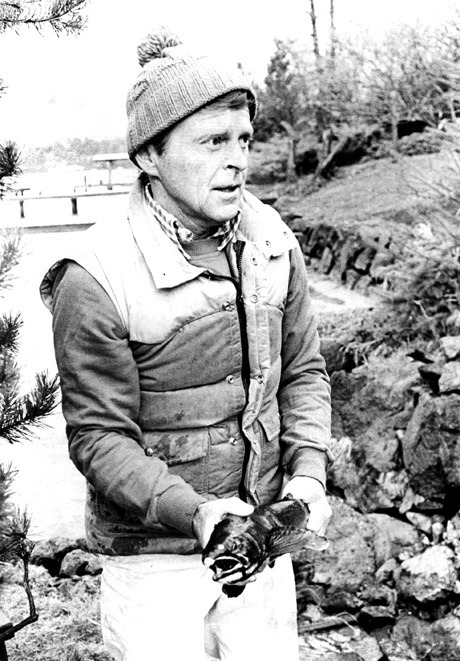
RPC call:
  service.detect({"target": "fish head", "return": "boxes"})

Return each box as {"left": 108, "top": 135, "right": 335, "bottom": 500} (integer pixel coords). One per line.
{"left": 202, "top": 513, "right": 265, "bottom": 582}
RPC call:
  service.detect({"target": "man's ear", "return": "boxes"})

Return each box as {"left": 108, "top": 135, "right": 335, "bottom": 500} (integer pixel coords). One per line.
{"left": 134, "top": 144, "right": 160, "bottom": 177}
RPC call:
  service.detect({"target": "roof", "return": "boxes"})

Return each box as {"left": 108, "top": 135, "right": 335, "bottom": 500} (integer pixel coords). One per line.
{"left": 92, "top": 153, "right": 129, "bottom": 163}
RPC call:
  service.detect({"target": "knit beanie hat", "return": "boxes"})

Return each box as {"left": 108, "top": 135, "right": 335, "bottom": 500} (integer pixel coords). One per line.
{"left": 126, "top": 28, "right": 257, "bottom": 161}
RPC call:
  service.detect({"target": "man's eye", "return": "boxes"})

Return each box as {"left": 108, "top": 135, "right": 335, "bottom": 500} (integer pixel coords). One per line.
{"left": 210, "top": 136, "right": 225, "bottom": 146}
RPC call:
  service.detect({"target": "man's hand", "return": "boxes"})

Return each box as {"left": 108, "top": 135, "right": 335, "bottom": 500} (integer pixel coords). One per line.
{"left": 281, "top": 476, "right": 331, "bottom": 537}
{"left": 193, "top": 497, "right": 254, "bottom": 549}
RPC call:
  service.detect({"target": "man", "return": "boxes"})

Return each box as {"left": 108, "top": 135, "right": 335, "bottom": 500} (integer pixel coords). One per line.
{"left": 40, "top": 29, "right": 333, "bottom": 661}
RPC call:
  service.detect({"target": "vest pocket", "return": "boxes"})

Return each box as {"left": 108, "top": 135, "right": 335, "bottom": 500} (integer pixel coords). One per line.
{"left": 143, "top": 428, "right": 208, "bottom": 493}
{"left": 207, "top": 421, "right": 246, "bottom": 496}
{"left": 257, "top": 407, "right": 282, "bottom": 483}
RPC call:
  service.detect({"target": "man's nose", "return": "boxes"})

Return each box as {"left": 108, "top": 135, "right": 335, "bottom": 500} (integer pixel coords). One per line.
{"left": 224, "top": 141, "right": 248, "bottom": 171}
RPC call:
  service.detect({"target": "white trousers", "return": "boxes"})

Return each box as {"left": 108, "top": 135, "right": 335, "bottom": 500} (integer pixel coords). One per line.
{"left": 100, "top": 552, "right": 299, "bottom": 661}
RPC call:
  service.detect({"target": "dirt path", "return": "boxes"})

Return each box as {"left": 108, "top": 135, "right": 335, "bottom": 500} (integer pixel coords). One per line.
{"left": 308, "top": 270, "right": 381, "bottom": 315}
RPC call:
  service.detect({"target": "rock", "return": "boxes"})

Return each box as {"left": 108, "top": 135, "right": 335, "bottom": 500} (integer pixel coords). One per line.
{"left": 366, "top": 513, "right": 421, "bottom": 567}
{"left": 322, "top": 589, "right": 364, "bottom": 614}
{"left": 60, "top": 549, "right": 103, "bottom": 577}
{"left": 30, "top": 537, "right": 86, "bottom": 576}
{"left": 439, "top": 361, "right": 460, "bottom": 393}
{"left": 375, "top": 558, "right": 398, "bottom": 584}
{"left": 359, "top": 584, "right": 397, "bottom": 610}
{"left": 320, "top": 338, "right": 355, "bottom": 374}
{"left": 402, "top": 392, "right": 460, "bottom": 507}
{"left": 390, "top": 614, "right": 432, "bottom": 660}
{"left": 299, "top": 626, "right": 386, "bottom": 661}
{"left": 440, "top": 336, "right": 460, "bottom": 360}
{"left": 429, "top": 614, "right": 460, "bottom": 661}
{"left": 418, "top": 362, "right": 442, "bottom": 394}
{"left": 397, "top": 545, "right": 457, "bottom": 603}
{"left": 328, "top": 355, "right": 423, "bottom": 512}
{"left": 346, "top": 633, "right": 385, "bottom": 661}
{"left": 295, "top": 497, "right": 376, "bottom": 593}
{"left": 405, "top": 512, "right": 432, "bottom": 535}
{"left": 357, "top": 606, "right": 396, "bottom": 631}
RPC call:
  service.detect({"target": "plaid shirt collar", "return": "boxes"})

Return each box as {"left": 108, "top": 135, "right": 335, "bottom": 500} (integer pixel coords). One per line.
{"left": 144, "top": 182, "right": 241, "bottom": 261}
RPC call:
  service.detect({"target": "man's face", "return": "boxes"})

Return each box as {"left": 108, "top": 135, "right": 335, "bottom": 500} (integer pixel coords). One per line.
{"left": 145, "top": 105, "right": 253, "bottom": 236}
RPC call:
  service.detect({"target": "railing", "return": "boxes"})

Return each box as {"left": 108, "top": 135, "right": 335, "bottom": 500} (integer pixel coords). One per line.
{"left": 9, "top": 189, "right": 130, "bottom": 220}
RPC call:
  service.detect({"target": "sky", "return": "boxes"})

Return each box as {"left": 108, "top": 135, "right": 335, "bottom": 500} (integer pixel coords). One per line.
{"left": 0, "top": 0, "right": 458, "bottom": 146}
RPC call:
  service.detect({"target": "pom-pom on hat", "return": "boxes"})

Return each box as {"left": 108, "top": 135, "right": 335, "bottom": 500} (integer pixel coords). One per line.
{"left": 126, "top": 27, "right": 257, "bottom": 161}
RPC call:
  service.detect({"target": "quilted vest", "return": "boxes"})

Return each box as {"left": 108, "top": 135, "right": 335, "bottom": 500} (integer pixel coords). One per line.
{"left": 41, "top": 177, "right": 299, "bottom": 554}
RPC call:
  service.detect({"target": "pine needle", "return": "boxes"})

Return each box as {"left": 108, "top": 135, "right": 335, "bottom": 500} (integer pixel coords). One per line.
{"left": 0, "top": 373, "right": 60, "bottom": 443}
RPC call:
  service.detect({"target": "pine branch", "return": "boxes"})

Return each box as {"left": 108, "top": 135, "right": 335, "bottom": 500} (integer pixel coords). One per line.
{"left": 0, "top": 0, "right": 87, "bottom": 33}
{"left": 0, "top": 462, "right": 16, "bottom": 528}
{"left": 0, "top": 313, "right": 22, "bottom": 351}
{"left": 0, "top": 141, "right": 22, "bottom": 197}
{"left": 0, "top": 507, "right": 32, "bottom": 561}
{"left": 0, "top": 233, "right": 22, "bottom": 290}
{"left": 0, "top": 372, "right": 60, "bottom": 443}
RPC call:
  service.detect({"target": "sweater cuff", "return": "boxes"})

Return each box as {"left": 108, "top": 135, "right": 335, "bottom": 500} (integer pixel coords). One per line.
{"left": 288, "top": 448, "right": 328, "bottom": 490}
{"left": 156, "top": 484, "right": 209, "bottom": 538}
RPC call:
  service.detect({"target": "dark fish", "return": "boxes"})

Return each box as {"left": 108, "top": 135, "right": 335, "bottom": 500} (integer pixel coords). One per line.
{"left": 202, "top": 496, "right": 328, "bottom": 597}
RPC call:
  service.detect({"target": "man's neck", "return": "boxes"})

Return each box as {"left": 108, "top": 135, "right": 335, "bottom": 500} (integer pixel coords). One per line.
{"left": 149, "top": 178, "right": 217, "bottom": 240}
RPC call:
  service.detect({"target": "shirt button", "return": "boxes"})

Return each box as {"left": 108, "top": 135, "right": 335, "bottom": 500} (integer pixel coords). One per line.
{"left": 222, "top": 302, "right": 234, "bottom": 311}
{"left": 229, "top": 436, "right": 238, "bottom": 445}
{"left": 250, "top": 294, "right": 258, "bottom": 303}
{"left": 257, "top": 375, "right": 264, "bottom": 384}
{"left": 265, "top": 240, "right": 271, "bottom": 247}
{"left": 251, "top": 257, "right": 258, "bottom": 265}
{"left": 145, "top": 447, "right": 154, "bottom": 457}
{"left": 227, "top": 375, "right": 235, "bottom": 384}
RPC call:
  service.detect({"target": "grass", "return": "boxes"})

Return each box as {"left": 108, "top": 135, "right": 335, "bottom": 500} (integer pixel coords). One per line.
{"left": 271, "top": 151, "right": 454, "bottom": 230}
{"left": 1, "top": 563, "right": 110, "bottom": 661}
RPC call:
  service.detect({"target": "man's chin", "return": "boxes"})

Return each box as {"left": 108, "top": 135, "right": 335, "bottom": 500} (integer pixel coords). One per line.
{"left": 206, "top": 208, "right": 239, "bottom": 225}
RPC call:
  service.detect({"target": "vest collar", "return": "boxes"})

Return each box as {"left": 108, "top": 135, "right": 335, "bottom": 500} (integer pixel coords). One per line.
{"left": 128, "top": 176, "right": 205, "bottom": 290}
{"left": 128, "top": 175, "right": 296, "bottom": 290}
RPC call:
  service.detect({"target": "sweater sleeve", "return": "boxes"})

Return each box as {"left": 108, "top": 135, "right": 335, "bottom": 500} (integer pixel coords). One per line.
{"left": 278, "top": 245, "right": 334, "bottom": 488}
{"left": 51, "top": 261, "right": 207, "bottom": 537}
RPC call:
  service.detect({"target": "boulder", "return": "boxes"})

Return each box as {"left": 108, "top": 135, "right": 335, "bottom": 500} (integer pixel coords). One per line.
{"left": 389, "top": 614, "right": 432, "bottom": 660}
{"left": 440, "top": 336, "right": 460, "bottom": 360}
{"left": 439, "top": 361, "right": 460, "bottom": 394}
{"left": 428, "top": 614, "right": 460, "bottom": 661}
{"left": 328, "top": 355, "right": 422, "bottom": 512}
{"left": 397, "top": 545, "right": 458, "bottom": 603}
{"left": 295, "top": 497, "right": 376, "bottom": 593}
{"left": 60, "top": 549, "right": 103, "bottom": 577}
{"left": 299, "top": 625, "right": 386, "bottom": 661}
{"left": 402, "top": 392, "right": 460, "bottom": 508}
{"left": 30, "top": 537, "right": 86, "bottom": 576}
{"left": 366, "top": 513, "right": 422, "bottom": 567}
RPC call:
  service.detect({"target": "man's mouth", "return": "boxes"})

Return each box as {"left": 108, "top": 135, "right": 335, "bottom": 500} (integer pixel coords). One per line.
{"left": 214, "top": 184, "right": 241, "bottom": 193}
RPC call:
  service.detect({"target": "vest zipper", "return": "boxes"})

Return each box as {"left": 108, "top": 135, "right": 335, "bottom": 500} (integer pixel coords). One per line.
{"left": 233, "top": 241, "right": 252, "bottom": 502}
{"left": 234, "top": 241, "right": 250, "bottom": 397}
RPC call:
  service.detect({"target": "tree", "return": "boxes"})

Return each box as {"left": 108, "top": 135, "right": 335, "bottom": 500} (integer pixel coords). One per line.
{"left": 0, "top": 0, "right": 86, "bottom": 195}
{"left": 253, "top": 39, "right": 310, "bottom": 179}
{"left": 0, "top": 0, "right": 85, "bottom": 649}
{"left": 329, "top": 0, "right": 336, "bottom": 63}
{"left": 353, "top": 23, "right": 460, "bottom": 129}
{"left": 0, "top": 0, "right": 86, "bottom": 33}
{"left": 307, "top": 0, "right": 320, "bottom": 63}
